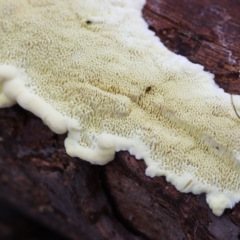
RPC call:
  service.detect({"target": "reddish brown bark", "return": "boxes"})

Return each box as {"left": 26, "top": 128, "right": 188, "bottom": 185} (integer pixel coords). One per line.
{"left": 0, "top": 0, "right": 240, "bottom": 239}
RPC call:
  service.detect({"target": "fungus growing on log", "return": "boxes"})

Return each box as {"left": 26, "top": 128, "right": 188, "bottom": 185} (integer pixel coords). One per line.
{"left": 0, "top": 0, "right": 240, "bottom": 216}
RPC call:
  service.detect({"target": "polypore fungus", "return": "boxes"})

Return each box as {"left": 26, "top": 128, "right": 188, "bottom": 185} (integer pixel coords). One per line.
{"left": 0, "top": 0, "right": 240, "bottom": 216}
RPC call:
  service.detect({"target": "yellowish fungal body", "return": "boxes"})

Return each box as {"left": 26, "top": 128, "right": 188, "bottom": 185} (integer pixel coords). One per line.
{"left": 0, "top": 0, "right": 240, "bottom": 216}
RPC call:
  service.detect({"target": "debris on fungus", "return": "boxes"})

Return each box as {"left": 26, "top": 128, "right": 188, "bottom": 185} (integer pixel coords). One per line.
{"left": 0, "top": 0, "right": 240, "bottom": 216}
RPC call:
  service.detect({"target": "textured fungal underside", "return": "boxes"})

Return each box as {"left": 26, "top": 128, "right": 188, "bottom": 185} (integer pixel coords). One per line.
{"left": 0, "top": 0, "right": 240, "bottom": 216}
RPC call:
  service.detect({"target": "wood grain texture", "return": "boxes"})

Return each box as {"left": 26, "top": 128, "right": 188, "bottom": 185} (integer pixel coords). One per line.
{"left": 0, "top": 0, "right": 240, "bottom": 239}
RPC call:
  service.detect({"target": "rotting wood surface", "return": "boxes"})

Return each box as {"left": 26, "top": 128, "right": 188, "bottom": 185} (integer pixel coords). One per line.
{"left": 0, "top": 0, "right": 240, "bottom": 239}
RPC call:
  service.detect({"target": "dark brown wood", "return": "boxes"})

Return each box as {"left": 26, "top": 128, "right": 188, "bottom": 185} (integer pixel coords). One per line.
{"left": 0, "top": 0, "right": 240, "bottom": 239}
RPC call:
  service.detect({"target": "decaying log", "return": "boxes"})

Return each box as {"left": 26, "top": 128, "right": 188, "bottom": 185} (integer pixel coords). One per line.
{"left": 0, "top": 0, "right": 240, "bottom": 239}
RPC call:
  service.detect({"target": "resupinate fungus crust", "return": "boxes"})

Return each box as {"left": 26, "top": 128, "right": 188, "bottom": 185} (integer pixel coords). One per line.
{"left": 0, "top": 0, "right": 240, "bottom": 216}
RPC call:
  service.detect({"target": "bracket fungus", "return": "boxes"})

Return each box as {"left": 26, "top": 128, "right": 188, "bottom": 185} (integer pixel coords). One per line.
{"left": 0, "top": 0, "right": 240, "bottom": 216}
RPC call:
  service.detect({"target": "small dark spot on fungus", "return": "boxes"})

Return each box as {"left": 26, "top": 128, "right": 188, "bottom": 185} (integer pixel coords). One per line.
{"left": 145, "top": 86, "right": 152, "bottom": 93}
{"left": 86, "top": 20, "right": 92, "bottom": 25}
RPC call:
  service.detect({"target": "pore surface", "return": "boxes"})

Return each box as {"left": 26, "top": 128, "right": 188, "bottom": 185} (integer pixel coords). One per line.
{"left": 0, "top": 0, "right": 240, "bottom": 216}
